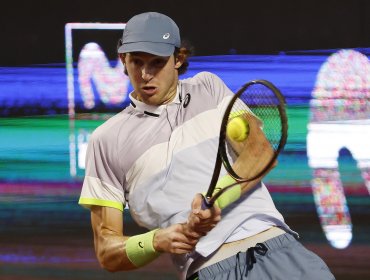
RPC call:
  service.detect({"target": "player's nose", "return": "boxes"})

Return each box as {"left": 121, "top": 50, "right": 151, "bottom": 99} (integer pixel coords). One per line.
{"left": 141, "top": 66, "right": 154, "bottom": 82}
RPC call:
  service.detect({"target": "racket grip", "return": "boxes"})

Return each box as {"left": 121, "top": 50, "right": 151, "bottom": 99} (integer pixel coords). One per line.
{"left": 201, "top": 194, "right": 213, "bottom": 210}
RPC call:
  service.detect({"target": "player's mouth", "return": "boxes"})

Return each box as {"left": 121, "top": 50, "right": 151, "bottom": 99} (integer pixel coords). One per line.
{"left": 141, "top": 86, "right": 157, "bottom": 96}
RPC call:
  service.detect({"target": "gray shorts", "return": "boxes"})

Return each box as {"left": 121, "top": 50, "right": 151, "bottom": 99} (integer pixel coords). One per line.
{"left": 187, "top": 233, "right": 335, "bottom": 280}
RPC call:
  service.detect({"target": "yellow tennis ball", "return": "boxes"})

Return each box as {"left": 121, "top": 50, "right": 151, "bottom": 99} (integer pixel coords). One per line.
{"left": 226, "top": 117, "right": 249, "bottom": 142}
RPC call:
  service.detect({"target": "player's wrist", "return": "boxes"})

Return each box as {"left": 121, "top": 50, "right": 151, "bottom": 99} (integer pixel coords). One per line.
{"left": 152, "top": 228, "right": 165, "bottom": 252}
{"left": 213, "top": 175, "right": 241, "bottom": 209}
{"left": 125, "top": 229, "right": 161, "bottom": 267}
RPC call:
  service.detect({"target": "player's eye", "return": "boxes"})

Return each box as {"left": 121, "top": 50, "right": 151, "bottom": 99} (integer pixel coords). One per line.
{"left": 151, "top": 58, "right": 167, "bottom": 68}
{"left": 129, "top": 58, "right": 143, "bottom": 67}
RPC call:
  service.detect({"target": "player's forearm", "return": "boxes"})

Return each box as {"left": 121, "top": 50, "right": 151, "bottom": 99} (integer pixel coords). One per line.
{"left": 228, "top": 113, "right": 277, "bottom": 196}
{"left": 96, "top": 225, "right": 198, "bottom": 271}
{"left": 239, "top": 158, "right": 277, "bottom": 194}
{"left": 212, "top": 159, "right": 276, "bottom": 209}
{"left": 240, "top": 178, "right": 263, "bottom": 195}
{"left": 95, "top": 229, "right": 136, "bottom": 272}
{"left": 91, "top": 206, "right": 201, "bottom": 272}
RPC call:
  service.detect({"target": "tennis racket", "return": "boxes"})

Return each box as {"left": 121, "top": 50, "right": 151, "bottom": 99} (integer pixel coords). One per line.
{"left": 202, "top": 80, "right": 288, "bottom": 209}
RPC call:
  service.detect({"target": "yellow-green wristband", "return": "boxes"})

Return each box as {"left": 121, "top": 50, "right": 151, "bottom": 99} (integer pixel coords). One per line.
{"left": 213, "top": 175, "right": 241, "bottom": 209}
{"left": 125, "top": 229, "right": 160, "bottom": 267}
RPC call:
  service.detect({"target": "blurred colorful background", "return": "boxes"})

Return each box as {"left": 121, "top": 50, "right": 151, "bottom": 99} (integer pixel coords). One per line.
{"left": 1, "top": 1, "right": 370, "bottom": 279}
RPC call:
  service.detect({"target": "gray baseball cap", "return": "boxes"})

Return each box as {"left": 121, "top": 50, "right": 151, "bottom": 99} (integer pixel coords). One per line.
{"left": 118, "top": 12, "right": 181, "bottom": 56}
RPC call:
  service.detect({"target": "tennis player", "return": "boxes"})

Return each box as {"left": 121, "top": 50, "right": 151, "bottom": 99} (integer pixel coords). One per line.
{"left": 79, "top": 12, "right": 335, "bottom": 280}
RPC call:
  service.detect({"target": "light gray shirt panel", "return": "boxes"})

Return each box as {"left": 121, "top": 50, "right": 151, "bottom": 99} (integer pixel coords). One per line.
{"left": 82, "top": 71, "right": 232, "bottom": 204}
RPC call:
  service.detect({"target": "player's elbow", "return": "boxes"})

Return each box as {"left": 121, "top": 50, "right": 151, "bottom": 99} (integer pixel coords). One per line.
{"left": 100, "top": 262, "right": 116, "bottom": 273}
{"left": 101, "top": 264, "right": 121, "bottom": 273}
{"left": 96, "top": 249, "right": 121, "bottom": 272}
{"left": 97, "top": 250, "right": 118, "bottom": 272}
{"left": 96, "top": 248, "right": 136, "bottom": 272}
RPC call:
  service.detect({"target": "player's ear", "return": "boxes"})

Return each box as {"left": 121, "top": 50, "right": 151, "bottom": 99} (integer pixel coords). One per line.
{"left": 174, "top": 57, "right": 184, "bottom": 69}
{"left": 119, "top": 53, "right": 126, "bottom": 63}
{"left": 174, "top": 52, "right": 185, "bottom": 69}
{"left": 118, "top": 54, "right": 128, "bottom": 75}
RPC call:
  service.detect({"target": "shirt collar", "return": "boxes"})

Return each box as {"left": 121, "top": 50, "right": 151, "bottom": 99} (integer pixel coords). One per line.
{"left": 129, "top": 83, "right": 181, "bottom": 117}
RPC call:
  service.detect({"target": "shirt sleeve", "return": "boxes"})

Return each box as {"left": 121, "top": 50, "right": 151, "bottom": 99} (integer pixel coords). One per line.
{"left": 194, "top": 71, "right": 234, "bottom": 104}
{"left": 78, "top": 130, "right": 126, "bottom": 211}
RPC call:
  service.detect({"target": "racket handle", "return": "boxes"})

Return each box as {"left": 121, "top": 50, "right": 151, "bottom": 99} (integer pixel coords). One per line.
{"left": 201, "top": 194, "right": 214, "bottom": 210}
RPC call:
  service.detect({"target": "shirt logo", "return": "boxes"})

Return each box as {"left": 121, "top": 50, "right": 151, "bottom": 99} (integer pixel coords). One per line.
{"left": 163, "top": 33, "right": 170, "bottom": 40}
{"left": 183, "top": 93, "right": 191, "bottom": 108}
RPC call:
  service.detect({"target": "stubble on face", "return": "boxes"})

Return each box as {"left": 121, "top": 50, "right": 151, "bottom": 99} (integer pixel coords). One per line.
{"left": 123, "top": 53, "right": 180, "bottom": 106}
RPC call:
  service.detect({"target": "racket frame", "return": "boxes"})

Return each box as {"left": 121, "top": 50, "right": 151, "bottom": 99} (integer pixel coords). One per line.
{"left": 204, "top": 80, "right": 288, "bottom": 207}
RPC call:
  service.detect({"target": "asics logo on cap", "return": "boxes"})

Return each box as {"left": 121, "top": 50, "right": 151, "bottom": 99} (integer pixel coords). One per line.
{"left": 163, "top": 33, "right": 170, "bottom": 39}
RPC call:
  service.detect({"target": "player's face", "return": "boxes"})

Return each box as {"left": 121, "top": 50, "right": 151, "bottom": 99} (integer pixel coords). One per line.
{"left": 123, "top": 52, "right": 183, "bottom": 106}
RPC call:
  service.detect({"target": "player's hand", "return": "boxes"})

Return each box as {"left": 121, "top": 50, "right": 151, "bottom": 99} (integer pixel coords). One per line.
{"left": 233, "top": 115, "right": 277, "bottom": 179}
{"left": 187, "top": 193, "right": 222, "bottom": 236}
{"left": 152, "top": 223, "right": 199, "bottom": 254}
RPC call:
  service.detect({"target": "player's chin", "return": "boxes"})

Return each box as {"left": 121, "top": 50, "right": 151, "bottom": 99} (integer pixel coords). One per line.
{"left": 141, "top": 93, "right": 162, "bottom": 105}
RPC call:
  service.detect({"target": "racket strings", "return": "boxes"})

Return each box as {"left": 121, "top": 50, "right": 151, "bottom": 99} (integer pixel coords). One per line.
{"left": 237, "top": 85, "right": 283, "bottom": 152}
{"left": 205, "top": 80, "right": 287, "bottom": 206}
{"left": 224, "top": 84, "right": 284, "bottom": 181}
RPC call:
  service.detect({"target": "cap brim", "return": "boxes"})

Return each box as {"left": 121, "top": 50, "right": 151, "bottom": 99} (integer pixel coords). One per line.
{"left": 118, "top": 42, "right": 175, "bottom": 56}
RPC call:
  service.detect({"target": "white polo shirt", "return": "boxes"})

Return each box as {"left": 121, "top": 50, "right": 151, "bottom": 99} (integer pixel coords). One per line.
{"left": 79, "top": 71, "right": 292, "bottom": 272}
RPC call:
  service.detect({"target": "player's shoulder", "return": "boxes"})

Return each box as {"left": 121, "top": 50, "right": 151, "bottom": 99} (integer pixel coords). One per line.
{"left": 193, "top": 71, "right": 220, "bottom": 80}
{"left": 90, "top": 110, "right": 128, "bottom": 143}
{"left": 181, "top": 72, "right": 226, "bottom": 95}
{"left": 182, "top": 71, "right": 221, "bottom": 84}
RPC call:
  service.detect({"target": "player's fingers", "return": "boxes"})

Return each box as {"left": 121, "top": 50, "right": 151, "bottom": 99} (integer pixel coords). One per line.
{"left": 247, "top": 114, "right": 262, "bottom": 130}
{"left": 155, "top": 224, "right": 200, "bottom": 253}
{"left": 170, "top": 243, "right": 195, "bottom": 254}
{"left": 196, "top": 206, "right": 221, "bottom": 221}
{"left": 183, "top": 227, "right": 205, "bottom": 239}
{"left": 187, "top": 217, "right": 219, "bottom": 235}
{"left": 176, "top": 225, "right": 202, "bottom": 242}
{"left": 188, "top": 211, "right": 221, "bottom": 234}
{"left": 191, "top": 193, "right": 203, "bottom": 214}
{"left": 192, "top": 222, "right": 218, "bottom": 232}
{"left": 165, "top": 236, "right": 196, "bottom": 253}
{"left": 184, "top": 223, "right": 207, "bottom": 240}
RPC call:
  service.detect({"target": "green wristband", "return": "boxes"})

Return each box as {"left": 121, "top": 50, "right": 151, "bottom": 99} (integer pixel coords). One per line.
{"left": 213, "top": 175, "right": 241, "bottom": 209}
{"left": 125, "top": 229, "right": 161, "bottom": 267}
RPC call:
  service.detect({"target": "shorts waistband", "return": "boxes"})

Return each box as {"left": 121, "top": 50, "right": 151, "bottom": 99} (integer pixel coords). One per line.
{"left": 188, "top": 226, "right": 287, "bottom": 276}
{"left": 187, "top": 233, "right": 305, "bottom": 280}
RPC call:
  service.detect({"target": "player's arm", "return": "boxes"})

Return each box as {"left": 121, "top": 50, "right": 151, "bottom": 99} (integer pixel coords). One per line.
{"left": 90, "top": 205, "right": 201, "bottom": 272}
{"left": 90, "top": 205, "right": 135, "bottom": 271}
{"left": 229, "top": 113, "right": 276, "bottom": 195}
{"left": 211, "top": 114, "right": 277, "bottom": 209}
